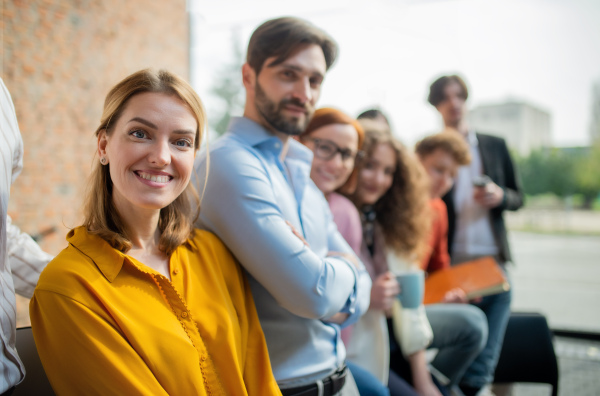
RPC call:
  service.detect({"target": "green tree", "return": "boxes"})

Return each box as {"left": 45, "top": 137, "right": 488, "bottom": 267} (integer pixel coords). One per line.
{"left": 590, "top": 80, "right": 600, "bottom": 143}
{"left": 209, "top": 34, "right": 245, "bottom": 136}
{"left": 574, "top": 143, "right": 600, "bottom": 209}
{"left": 516, "top": 148, "right": 577, "bottom": 198}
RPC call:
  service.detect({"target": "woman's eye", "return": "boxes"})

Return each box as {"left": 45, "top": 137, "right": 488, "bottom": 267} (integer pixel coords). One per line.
{"left": 319, "top": 144, "right": 335, "bottom": 154}
{"left": 175, "top": 139, "right": 192, "bottom": 148}
{"left": 131, "top": 130, "right": 147, "bottom": 139}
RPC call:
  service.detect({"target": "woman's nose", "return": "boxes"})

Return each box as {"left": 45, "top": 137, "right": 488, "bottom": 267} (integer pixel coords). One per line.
{"left": 149, "top": 140, "right": 171, "bottom": 167}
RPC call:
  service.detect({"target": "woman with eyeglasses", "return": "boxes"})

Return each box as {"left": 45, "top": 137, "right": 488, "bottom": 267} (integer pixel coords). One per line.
{"left": 298, "top": 108, "right": 416, "bottom": 396}
{"left": 299, "top": 108, "right": 364, "bottom": 255}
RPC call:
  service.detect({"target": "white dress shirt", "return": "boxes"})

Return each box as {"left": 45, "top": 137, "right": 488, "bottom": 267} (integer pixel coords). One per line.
{"left": 1, "top": 78, "right": 53, "bottom": 392}
{"left": 452, "top": 131, "right": 499, "bottom": 263}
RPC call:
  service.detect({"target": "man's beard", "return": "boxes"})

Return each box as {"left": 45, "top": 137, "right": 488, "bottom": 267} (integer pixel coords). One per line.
{"left": 255, "top": 81, "right": 313, "bottom": 136}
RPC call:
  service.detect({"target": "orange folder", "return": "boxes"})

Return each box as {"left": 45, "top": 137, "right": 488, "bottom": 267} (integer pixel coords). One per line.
{"left": 423, "top": 256, "right": 510, "bottom": 304}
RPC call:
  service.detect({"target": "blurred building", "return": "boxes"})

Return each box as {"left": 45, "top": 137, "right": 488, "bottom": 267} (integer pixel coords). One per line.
{"left": 469, "top": 100, "right": 552, "bottom": 156}
{"left": 2, "top": 0, "right": 190, "bottom": 255}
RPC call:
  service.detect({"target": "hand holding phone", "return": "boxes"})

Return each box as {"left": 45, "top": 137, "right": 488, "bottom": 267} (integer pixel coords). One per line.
{"left": 473, "top": 175, "right": 504, "bottom": 208}
{"left": 472, "top": 175, "right": 491, "bottom": 188}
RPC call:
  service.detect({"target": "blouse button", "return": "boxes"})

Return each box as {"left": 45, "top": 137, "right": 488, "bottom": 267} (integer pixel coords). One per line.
{"left": 172, "top": 269, "right": 180, "bottom": 275}
{"left": 181, "top": 311, "right": 188, "bottom": 318}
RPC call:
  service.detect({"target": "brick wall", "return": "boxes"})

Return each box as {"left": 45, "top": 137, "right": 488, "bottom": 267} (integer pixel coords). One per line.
{"left": 2, "top": 0, "right": 190, "bottom": 256}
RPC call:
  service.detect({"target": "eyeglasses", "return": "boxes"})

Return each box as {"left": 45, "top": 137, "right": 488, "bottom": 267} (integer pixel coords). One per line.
{"left": 307, "top": 138, "right": 364, "bottom": 162}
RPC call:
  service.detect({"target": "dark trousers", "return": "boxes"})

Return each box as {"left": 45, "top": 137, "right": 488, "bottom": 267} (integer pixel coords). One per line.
{"left": 1, "top": 387, "right": 15, "bottom": 396}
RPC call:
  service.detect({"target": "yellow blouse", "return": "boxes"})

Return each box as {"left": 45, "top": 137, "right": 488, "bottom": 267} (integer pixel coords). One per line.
{"left": 30, "top": 227, "right": 281, "bottom": 396}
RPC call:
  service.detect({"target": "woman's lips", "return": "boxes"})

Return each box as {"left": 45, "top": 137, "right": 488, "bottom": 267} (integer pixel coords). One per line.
{"left": 134, "top": 171, "right": 173, "bottom": 186}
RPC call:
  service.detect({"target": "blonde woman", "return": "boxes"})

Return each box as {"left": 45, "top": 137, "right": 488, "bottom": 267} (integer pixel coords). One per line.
{"left": 29, "top": 69, "right": 281, "bottom": 396}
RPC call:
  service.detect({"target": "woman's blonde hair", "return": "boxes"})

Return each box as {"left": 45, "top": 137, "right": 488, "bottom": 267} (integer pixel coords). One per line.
{"left": 350, "top": 122, "right": 431, "bottom": 259}
{"left": 83, "top": 69, "right": 206, "bottom": 255}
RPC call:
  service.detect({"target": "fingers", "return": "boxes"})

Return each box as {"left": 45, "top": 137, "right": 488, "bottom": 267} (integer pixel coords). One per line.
{"left": 473, "top": 184, "right": 502, "bottom": 208}
{"left": 371, "top": 273, "right": 401, "bottom": 311}
{"left": 442, "top": 288, "right": 468, "bottom": 304}
{"left": 475, "top": 182, "right": 504, "bottom": 207}
{"left": 388, "top": 280, "right": 400, "bottom": 296}
{"left": 378, "top": 293, "right": 396, "bottom": 311}
{"left": 382, "top": 271, "right": 395, "bottom": 280}
{"left": 385, "top": 272, "right": 400, "bottom": 295}
{"left": 377, "top": 273, "right": 400, "bottom": 296}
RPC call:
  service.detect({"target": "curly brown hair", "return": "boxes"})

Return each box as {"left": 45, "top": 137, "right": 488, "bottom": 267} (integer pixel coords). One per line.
{"left": 350, "top": 123, "right": 431, "bottom": 259}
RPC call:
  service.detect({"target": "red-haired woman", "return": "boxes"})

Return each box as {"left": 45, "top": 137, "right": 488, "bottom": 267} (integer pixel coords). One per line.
{"left": 300, "top": 108, "right": 415, "bottom": 396}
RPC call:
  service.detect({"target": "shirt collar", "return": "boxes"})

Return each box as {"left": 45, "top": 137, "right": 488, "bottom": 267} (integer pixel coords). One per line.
{"left": 227, "top": 116, "right": 313, "bottom": 165}
{"left": 228, "top": 116, "right": 278, "bottom": 147}
{"left": 466, "top": 129, "right": 479, "bottom": 147}
{"left": 67, "top": 226, "right": 126, "bottom": 282}
{"left": 286, "top": 138, "right": 313, "bottom": 165}
{"left": 67, "top": 226, "right": 198, "bottom": 282}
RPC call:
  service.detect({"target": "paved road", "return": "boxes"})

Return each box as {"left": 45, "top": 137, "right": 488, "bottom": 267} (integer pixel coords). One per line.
{"left": 508, "top": 231, "right": 600, "bottom": 333}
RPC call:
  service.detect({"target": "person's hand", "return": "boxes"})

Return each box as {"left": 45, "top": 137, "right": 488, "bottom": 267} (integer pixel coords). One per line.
{"left": 286, "top": 221, "right": 309, "bottom": 247}
{"left": 409, "top": 350, "right": 443, "bottom": 396}
{"left": 473, "top": 181, "right": 504, "bottom": 208}
{"left": 323, "top": 312, "right": 349, "bottom": 324}
{"left": 441, "top": 287, "right": 468, "bottom": 304}
{"left": 370, "top": 272, "right": 400, "bottom": 311}
{"left": 413, "top": 376, "right": 443, "bottom": 396}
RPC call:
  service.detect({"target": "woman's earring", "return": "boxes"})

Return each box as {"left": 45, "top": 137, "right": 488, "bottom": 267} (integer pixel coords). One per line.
{"left": 100, "top": 157, "right": 107, "bottom": 165}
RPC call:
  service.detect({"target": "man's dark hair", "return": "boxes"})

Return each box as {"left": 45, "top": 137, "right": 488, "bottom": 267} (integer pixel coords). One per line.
{"left": 427, "top": 75, "right": 469, "bottom": 107}
{"left": 246, "top": 17, "right": 338, "bottom": 74}
{"left": 357, "top": 108, "right": 390, "bottom": 127}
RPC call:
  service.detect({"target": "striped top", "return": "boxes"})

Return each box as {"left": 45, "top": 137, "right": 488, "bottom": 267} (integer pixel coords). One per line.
{"left": 1, "top": 78, "right": 53, "bottom": 392}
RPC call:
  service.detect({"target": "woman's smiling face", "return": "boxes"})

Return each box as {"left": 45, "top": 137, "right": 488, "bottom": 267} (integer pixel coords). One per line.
{"left": 304, "top": 123, "right": 359, "bottom": 195}
{"left": 355, "top": 143, "right": 396, "bottom": 206}
{"left": 98, "top": 92, "right": 197, "bottom": 214}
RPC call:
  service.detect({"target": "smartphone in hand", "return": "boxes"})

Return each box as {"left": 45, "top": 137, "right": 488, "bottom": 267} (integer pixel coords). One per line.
{"left": 472, "top": 175, "right": 491, "bottom": 187}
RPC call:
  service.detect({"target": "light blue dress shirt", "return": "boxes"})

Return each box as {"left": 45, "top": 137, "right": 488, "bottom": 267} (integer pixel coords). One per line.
{"left": 193, "top": 117, "right": 371, "bottom": 387}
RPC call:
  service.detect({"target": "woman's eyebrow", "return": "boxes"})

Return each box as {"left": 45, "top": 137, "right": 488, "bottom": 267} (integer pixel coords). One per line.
{"left": 129, "top": 117, "right": 157, "bottom": 129}
{"left": 129, "top": 117, "right": 195, "bottom": 135}
{"left": 173, "top": 129, "right": 196, "bottom": 136}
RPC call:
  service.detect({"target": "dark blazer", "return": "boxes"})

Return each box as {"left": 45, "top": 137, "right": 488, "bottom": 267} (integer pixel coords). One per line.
{"left": 442, "top": 132, "right": 524, "bottom": 263}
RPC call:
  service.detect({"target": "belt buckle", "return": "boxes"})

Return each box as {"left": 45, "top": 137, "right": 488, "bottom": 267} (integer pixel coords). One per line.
{"left": 280, "top": 366, "right": 348, "bottom": 396}
{"left": 328, "top": 366, "right": 347, "bottom": 395}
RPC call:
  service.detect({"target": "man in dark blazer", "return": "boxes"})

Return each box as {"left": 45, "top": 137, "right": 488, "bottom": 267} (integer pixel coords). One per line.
{"left": 428, "top": 74, "right": 524, "bottom": 396}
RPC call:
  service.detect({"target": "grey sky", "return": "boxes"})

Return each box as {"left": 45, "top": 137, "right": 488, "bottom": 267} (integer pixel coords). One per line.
{"left": 191, "top": 0, "right": 600, "bottom": 147}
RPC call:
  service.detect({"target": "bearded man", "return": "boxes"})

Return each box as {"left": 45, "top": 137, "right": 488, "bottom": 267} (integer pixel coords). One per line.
{"left": 192, "top": 17, "right": 371, "bottom": 396}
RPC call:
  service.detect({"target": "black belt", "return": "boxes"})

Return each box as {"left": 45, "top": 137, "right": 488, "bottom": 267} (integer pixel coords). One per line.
{"left": 281, "top": 366, "right": 348, "bottom": 396}
{"left": 1, "top": 387, "right": 15, "bottom": 396}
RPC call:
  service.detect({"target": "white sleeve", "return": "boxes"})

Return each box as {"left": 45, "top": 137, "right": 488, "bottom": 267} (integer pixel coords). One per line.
{"left": 386, "top": 251, "right": 433, "bottom": 356}
{"left": 392, "top": 301, "right": 433, "bottom": 357}
{"left": 7, "top": 215, "right": 53, "bottom": 298}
